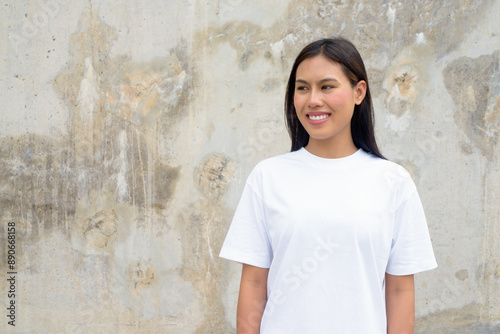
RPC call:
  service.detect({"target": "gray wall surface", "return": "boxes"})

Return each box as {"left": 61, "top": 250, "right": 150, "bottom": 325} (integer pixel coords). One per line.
{"left": 1, "top": 0, "right": 499, "bottom": 333}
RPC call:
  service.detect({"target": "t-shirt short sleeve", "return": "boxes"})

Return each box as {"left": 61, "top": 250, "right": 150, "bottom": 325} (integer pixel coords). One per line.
{"left": 219, "top": 176, "right": 273, "bottom": 268}
{"left": 386, "top": 187, "right": 438, "bottom": 275}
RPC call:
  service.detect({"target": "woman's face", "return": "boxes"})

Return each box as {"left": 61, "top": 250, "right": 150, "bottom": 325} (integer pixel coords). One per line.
{"left": 293, "top": 55, "right": 366, "bottom": 148}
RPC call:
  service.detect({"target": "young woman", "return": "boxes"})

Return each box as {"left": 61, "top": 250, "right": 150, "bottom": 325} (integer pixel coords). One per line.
{"left": 220, "top": 37, "right": 437, "bottom": 333}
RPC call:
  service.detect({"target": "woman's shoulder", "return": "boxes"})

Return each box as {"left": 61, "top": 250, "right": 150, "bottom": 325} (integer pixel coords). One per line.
{"left": 361, "top": 152, "right": 418, "bottom": 200}
{"left": 358, "top": 151, "right": 415, "bottom": 191}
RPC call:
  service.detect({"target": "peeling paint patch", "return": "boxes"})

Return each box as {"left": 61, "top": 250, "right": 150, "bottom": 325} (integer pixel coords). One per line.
{"left": 455, "top": 269, "right": 469, "bottom": 281}
{"left": 384, "top": 62, "right": 420, "bottom": 118}
{"left": 130, "top": 261, "right": 157, "bottom": 291}
{"left": 83, "top": 210, "right": 118, "bottom": 249}
{"left": 196, "top": 154, "right": 235, "bottom": 200}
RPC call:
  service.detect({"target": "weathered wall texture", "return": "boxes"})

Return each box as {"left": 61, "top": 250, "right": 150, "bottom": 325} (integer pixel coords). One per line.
{"left": 0, "top": 0, "right": 498, "bottom": 333}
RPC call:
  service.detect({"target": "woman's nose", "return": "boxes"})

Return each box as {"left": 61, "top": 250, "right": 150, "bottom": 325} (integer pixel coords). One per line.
{"left": 308, "top": 89, "right": 323, "bottom": 108}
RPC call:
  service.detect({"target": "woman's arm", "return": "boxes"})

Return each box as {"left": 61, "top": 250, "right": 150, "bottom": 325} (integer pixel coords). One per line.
{"left": 386, "top": 273, "right": 415, "bottom": 334}
{"left": 237, "top": 264, "right": 269, "bottom": 334}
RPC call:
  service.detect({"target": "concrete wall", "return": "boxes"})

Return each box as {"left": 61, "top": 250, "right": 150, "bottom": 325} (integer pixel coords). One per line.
{"left": 0, "top": 0, "right": 498, "bottom": 332}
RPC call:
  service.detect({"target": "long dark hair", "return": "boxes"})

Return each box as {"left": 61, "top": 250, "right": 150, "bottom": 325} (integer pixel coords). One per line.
{"left": 284, "top": 37, "right": 385, "bottom": 159}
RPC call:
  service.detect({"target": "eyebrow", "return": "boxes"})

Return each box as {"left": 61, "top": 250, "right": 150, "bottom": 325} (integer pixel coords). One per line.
{"left": 295, "top": 78, "right": 339, "bottom": 84}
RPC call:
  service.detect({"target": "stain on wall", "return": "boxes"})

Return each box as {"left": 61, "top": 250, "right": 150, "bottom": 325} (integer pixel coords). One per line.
{"left": 0, "top": 0, "right": 499, "bottom": 333}
{"left": 175, "top": 154, "right": 235, "bottom": 333}
{"left": 443, "top": 52, "right": 500, "bottom": 159}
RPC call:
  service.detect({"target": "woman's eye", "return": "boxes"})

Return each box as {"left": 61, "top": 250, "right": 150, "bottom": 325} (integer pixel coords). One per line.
{"left": 296, "top": 86, "right": 308, "bottom": 91}
{"left": 322, "top": 85, "right": 334, "bottom": 90}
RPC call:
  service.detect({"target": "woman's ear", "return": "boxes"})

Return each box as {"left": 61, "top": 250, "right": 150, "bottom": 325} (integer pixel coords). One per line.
{"left": 354, "top": 80, "right": 367, "bottom": 105}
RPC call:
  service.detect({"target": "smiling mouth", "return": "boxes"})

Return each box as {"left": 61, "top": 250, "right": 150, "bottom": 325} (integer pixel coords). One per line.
{"left": 307, "top": 114, "right": 330, "bottom": 120}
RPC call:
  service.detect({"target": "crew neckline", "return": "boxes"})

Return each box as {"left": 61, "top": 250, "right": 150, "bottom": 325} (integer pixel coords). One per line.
{"left": 299, "top": 147, "right": 363, "bottom": 161}
{"left": 293, "top": 147, "right": 369, "bottom": 170}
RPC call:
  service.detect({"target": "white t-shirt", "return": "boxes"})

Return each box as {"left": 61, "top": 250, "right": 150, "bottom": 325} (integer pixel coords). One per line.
{"left": 220, "top": 148, "right": 437, "bottom": 333}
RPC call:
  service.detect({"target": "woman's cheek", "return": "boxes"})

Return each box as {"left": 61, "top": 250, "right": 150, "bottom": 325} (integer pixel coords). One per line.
{"left": 329, "top": 92, "right": 348, "bottom": 108}
{"left": 293, "top": 94, "right": 304, "bottom": 111}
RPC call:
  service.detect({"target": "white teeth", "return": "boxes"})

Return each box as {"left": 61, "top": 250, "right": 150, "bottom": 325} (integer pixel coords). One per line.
{"left": 309, "top": 114, "right": 329, "bottom": 120}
